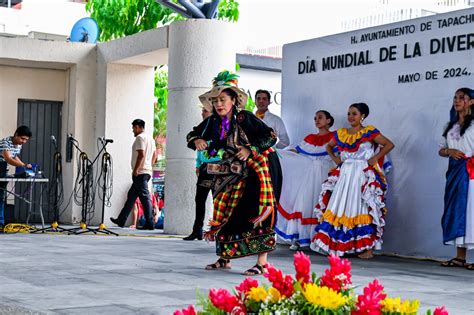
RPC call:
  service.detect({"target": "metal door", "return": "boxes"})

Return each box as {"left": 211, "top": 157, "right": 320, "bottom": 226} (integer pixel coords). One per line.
{"left": 14, "top": 99, "right": 62, "bottom": 223}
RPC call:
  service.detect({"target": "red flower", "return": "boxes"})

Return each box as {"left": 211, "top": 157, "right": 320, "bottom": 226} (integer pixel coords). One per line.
{"left": 208, "top": 288, "right": 240, "bottom": 312}
{"left": 235, "top": 277, "right": 259, "bottom": 296}
{"left": 294, "top": 251, "right": 311, "bottom": 284}
{"left": 264, "top": 263, "right": 284, "bottom": 286}
{"left": 280, "top": 274, "right": 295, "bottom": 297}
{"left": 320, "top": 254, "right": 352, "bottom": 292}
{"left": 173, "top": 305, "right": 196, "bottom": 315}
{"left": 433, "top": 306, "right": 449, "bottom": 315}
{"left": 352, "top": 279, "right": 386, "bottom": 315}
{"left": 264, "top": 263, "right": 294, "bottom": 298}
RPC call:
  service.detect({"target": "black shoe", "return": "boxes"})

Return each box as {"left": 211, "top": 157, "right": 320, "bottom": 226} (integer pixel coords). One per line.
{"left": 110, "top": 217, "right": 124, "bottom": 228}
{"left": 183, "top": 231, "right": 203, "bottom": 241}
{"left": 136, "top": 224, "right": 154, "bottom": 230}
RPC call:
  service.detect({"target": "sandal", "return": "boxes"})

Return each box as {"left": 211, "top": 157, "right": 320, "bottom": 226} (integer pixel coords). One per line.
{"left": 440, "top": 257, "right": 466, "bottom": 267}
{"left": 243, "top": 263, "right": 267, "bottom": 276}
{"left": 205, "top": 258, "right": 231, "bottom": 270}
{"left": 465, "top": 263, "right": 474, "bottom": 270}
{"left": 358, "top": 251, "right": 374, "bottom": 260}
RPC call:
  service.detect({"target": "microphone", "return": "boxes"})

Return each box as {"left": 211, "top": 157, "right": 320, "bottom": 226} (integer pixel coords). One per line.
{"left": 99, "top": 137, "right": 114, "bottom": 144}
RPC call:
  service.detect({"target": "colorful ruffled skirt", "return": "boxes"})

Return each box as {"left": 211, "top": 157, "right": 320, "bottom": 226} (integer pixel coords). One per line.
{"left": 310, "top": 159, "right": 387, "bottom": 256}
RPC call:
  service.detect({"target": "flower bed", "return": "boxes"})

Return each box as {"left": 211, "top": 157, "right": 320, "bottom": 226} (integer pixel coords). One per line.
{"left": 174, "top": 253, "right": 448, "bottom": 315}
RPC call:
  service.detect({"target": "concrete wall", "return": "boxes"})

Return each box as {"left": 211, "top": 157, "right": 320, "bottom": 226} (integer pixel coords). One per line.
{"left": 99, "top": 63, "right": 155, "bottom": 226}
{"left": 0, "top": 65, "right": 67, "bottom": 137}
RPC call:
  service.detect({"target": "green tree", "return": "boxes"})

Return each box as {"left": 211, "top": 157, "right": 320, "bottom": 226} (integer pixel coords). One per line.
{"left": 86, "top": 0, "right": 241, "bottom": 148}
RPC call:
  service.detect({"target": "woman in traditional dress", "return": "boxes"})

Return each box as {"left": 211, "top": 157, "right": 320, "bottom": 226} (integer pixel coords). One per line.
{"left": 439, "top": 88, "right": 474, "bottom": 270}
{"left": 186, "top": 71, "right": 282, "bottom": 275}
{"left": 276, "top": 110, "right": 335, "bottom": 250}
{"left": 310, "top": 103, "right": 394, "bottom": 259}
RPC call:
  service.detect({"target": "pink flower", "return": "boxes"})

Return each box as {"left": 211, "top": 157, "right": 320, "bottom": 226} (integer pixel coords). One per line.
{"left": 208, "top": 288, "right": 240, "bottom": 312}
{"left": 320, "top": 254, "right": 352, "bottom": 292}
{"left": 294, "top": 251, "right": 311, "bottom": 284}
{"left": 173, "top": 305, "right": 196, "bottom": 315}
{"left": 264, "top": 264, "right": 294, "bottom": 298}
{"left": 235, "top": 277, "right": 259, "bottom": 296}
{"left": 433, "top": 306, "right": 449, "bottom": 315}
{"left": 353, "top": 279, "right": 386, "bottom": 315}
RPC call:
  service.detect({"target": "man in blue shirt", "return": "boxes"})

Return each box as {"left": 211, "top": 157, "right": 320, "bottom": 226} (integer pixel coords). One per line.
{"left": 0, "top": 126, "right": 33, "bottom": 229}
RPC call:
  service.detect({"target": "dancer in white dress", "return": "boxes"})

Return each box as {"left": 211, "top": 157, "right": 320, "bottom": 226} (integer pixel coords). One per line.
{"left": 311, "top": 103, "right": 395, "bottom": 259}
{"left": 276, "top": 110, "right": 335, "bottom": 250}
{"left": 439, "top": 88, "right": 474, "bottom": 270}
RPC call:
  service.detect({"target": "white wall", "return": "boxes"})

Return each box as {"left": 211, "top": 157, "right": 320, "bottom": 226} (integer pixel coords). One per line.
{"left": 282, "top": 8, "right": 474, "bottom": 259}
{"left": 101, "top": 63, "right": 155, "bottom": 226}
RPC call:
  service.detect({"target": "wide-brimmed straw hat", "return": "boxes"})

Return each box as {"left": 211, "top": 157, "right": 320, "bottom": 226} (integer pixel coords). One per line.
{"left": 199, "top": 70, "right": 248, "bottom": 112}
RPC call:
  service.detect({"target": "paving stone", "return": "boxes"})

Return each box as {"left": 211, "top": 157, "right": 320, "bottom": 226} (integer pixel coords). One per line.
{"left": 0, "top": 232, "right": 472, "bottom": 313}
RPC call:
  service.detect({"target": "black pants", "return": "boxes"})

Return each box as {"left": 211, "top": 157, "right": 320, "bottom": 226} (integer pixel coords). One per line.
{"left": 192, "top": 165, "right": 213, "bottom": 233}
{"left": 117, "top": 174, "right": 153, "bottom": 226}
{"left": 0, "top": 162, "right": 7, "bottom": 225}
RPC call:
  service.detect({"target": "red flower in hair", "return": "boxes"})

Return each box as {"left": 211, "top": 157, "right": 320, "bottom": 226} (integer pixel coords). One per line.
{"left": 320, "top": 254, "right": 352, "bottom": 292}
{"left": 353, "top": 279, "right": 386, "bottom": 315}
{"left": 173, "top": 305, "right": 196, "bottom": 315}
{"left": 235, "top": 277, "right": 259, "bottom": 296}
{"left": 433, "top": 306, "right": 449, "bottom": 315}
{"left": 208, "top": 288, "right": 240, "bottom": 312}
{"left": 294, "top": 251, "right": 311, "bottom": 284}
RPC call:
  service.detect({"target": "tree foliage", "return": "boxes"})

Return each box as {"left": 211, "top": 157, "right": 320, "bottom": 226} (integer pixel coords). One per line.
{"left": 154, "top": 67, "right": 168, "bottom": 138}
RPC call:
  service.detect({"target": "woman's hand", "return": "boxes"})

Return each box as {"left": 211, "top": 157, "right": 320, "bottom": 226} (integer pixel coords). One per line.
{"left": 334, "top": 156, "right": 342, "bottom": 166}
{"left": 194, "top": 139, "right": 208, "bottom": 151}
{"left": 447, "top": 148, "right": 466, "bottom": 160}
{"left": 235, "top": 145, "right": 251, "bottom": 161}
{"left": 368, "top": 157, "right": 378, "bottom": 167}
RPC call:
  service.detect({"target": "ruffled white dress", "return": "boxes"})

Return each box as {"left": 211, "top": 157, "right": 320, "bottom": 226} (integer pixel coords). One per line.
{"left": 310, "top": 126, "right": 388, "bottom": 256}
{"left": 276, "top": 133, "right": 334, "bottom": 247}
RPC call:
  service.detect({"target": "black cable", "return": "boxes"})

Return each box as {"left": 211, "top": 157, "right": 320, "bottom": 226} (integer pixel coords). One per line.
{"left": 97, "top": 153, "right": 113, "bottom": 207}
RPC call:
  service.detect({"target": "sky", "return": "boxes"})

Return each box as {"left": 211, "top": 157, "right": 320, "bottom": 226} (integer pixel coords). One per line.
{"left": 234, "top": 0, "right": 469, "bottom": 49}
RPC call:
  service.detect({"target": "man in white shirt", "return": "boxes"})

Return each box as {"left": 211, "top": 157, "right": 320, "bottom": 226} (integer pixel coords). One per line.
{"left": 255, "top": 90, "right": 290, "bottom": 149}
{"left": 111, "top": 119, "right": 157, "bottom": 230}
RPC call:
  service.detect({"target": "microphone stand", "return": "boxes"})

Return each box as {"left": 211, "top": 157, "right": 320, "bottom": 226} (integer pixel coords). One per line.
{"left": 68, "top": 138, "right": 111, "bottom": 235}
{"left": 89, "top": 148, "right": 118, "bottom": 236}
{"left": 32, "top": 139, "right": 71, "bottom": 233}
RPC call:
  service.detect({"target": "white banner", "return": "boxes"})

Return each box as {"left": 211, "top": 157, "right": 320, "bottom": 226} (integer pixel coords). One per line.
{"left": 282, "top": 8, "right": 474, "bottom": 259}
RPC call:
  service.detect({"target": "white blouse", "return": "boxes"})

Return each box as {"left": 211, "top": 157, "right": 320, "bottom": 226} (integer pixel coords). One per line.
{"left": 440, "top": 122, "right": 474, "bottom": 157}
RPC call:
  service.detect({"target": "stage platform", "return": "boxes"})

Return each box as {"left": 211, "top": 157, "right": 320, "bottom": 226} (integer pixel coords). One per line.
{"left": 0, "top": 230, "right": 472, "bottom": 314}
